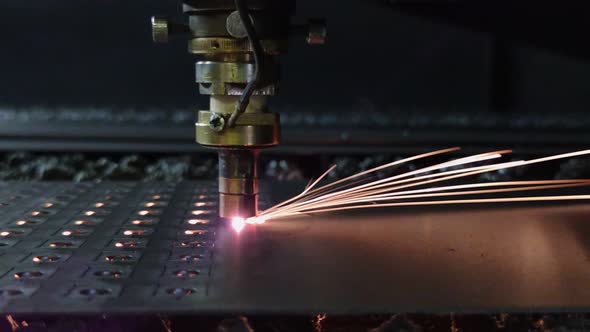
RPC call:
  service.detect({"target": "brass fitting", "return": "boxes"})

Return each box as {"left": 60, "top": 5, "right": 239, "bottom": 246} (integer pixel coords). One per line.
{"left": 196, "top": 95, "right": 279, "bottom": 218}
{"left": 151, "top": 0, "right": 325, "bottom": 219}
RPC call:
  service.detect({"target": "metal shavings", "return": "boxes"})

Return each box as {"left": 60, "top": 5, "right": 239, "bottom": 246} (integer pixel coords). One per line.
{"left": 312, "top": 313, "right": 326, "bottom": 332}
{"left": 5, "top": 315, "right": 20, "bottom": 332}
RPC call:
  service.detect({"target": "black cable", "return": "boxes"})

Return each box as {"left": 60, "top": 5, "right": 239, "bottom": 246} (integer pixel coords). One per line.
{"left": 228, "top": 0, "right": 264, "bottom": 128}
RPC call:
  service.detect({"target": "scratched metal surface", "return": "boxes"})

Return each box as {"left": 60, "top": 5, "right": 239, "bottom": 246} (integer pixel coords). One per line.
{"left": 1, "top": 181, "right": 590, "bottom": 313}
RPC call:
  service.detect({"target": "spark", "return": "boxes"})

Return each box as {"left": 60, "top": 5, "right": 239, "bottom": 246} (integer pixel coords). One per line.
{"left": 248, "top": 148, "right": 590, "bottom": 224}
{"left": 313, "top": 313, "right": 327, "bottom": 332}
{"left": 5, "top": 315, "right": 19, "bottom": 332}
{"left": 232, "top": 217, "right": 246, "bottom": 233}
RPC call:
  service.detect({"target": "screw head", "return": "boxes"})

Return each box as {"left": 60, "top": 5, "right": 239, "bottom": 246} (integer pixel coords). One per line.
{"left": 226, "top": 11, "right": 249, "bottom": 39}
{"left": 209, "top": 114, "right": 226, "bottom": 132}
{"left": 151, "top": 16, "right": 169, "bottom": 43}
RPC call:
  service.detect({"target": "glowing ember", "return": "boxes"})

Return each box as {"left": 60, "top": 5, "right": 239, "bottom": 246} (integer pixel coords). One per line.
{"left": 187, "top": 219, "right": 209, "bottom": 225}
{"left": 231, "top": 217, "right": 246, "bottom": 233}
{"left": 84, "top": 211, "right": 95, "bottom": 216}
{"left": 184, "top": 230, "right": 204, "bottom": 236}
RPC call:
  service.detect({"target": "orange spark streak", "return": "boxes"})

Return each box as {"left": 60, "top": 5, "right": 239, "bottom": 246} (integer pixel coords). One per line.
{"left": 252, "top": 148, "right": 590, "bottom": 223}
{"left": 300, "top": 182, "right": 590, "bottom": 210}
{"left": 262, "top": 158, "right": 522, "bottom": 219}
{"left": 302, "top": 147, "right": 461, "bottom": 197}
{"left": 296, "top": 195, "right": 590, "bottom": 215}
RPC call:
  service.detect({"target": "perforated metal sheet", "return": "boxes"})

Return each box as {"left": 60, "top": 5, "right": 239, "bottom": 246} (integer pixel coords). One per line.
{"left": 2, "top": 181, "right": 590, "bottom": 314}
{"left": 0, "top": 181, "right": 219, "bottom": 313}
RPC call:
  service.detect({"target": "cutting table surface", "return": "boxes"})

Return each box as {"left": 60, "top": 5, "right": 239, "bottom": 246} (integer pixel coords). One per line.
{"left": 1, "top": 181, "right": 589, "bottom": 313}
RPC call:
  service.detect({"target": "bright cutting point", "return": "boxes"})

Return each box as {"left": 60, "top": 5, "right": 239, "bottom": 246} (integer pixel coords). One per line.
{"left": 231, "top": 217, "right": 246, "bottom": 233}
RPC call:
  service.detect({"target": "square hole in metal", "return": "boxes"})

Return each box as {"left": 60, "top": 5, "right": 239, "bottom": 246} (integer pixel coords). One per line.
{"left": 118, "top": 228, "right": 154, "bottom": 238}
{"left": 86, "top": 265, "right": 134, "bottom": 280}
{"left": 28, "top": 251, "right": 72, "bottom": 264}
{"left": 10, "top": 266, "right": 57, "bottom": 281}
{"left": 97, "top": 251, "right": 142, "bottom": 264}
{"left": 69, "top": 218, "right": 104, "bottom": 227}
{"left": 0, "top": 283, "right": 39, "bottom": 298}
{"left": 11, "top": 219, "right": 45, "bottom": 227}
{"left": 69, "top": 284, "right": 121, "bottom": 299}
{"left": 56, "top": 228, "right": 94, "bottom": 237}
{"left": 127, "top": 218, "right": 159, "bottom": 227}
{"left": 0, "top": 239, "right": 18, "bottom": 248}
{"left": 110, "top": 238, "right": 148, "bottom": 250}
{"left": 0, "top": 228, "right": 32, "bottom": 238}
{"left": 157, "top": 286, "right": 200, "bottom": 299}
{"left": 44, "top": 238, "right": 84, "bottom": 249}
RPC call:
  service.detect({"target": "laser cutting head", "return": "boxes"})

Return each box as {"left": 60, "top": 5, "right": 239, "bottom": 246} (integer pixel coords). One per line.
{"left": 151, "top": 0, "right": 325, "bottom": 218}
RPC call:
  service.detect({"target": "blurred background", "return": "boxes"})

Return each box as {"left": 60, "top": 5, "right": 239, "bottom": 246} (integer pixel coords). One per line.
{"left": 0, "top": 0, "right": 589, "bottom": 180}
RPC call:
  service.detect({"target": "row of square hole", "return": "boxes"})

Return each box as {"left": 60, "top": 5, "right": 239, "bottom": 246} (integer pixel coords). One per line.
{"left": 0, "top": 183, "right": 218, "bottom": 301}
{"left": 69, "top": 184, "right": 216, "bottom": 299}
{"left": 0, "top": 184, "right": 135, "bottom": 300}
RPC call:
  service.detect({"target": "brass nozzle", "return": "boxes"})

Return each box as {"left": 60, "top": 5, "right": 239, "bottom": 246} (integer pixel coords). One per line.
{"left": 217, "top": 149, "right": 259, "bottom": 218}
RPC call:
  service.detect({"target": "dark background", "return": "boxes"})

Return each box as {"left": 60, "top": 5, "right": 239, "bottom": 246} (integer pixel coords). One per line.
{"left": 0, "top": 0, "right": 589, "bottom": 153}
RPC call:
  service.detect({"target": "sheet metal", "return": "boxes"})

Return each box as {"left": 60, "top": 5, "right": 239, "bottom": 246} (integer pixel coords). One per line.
{"left": 1, "top": 181, "right": 590, "bottom": 313}
{"left": 212, "top": 203, "right": 590, "bottom": 313}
